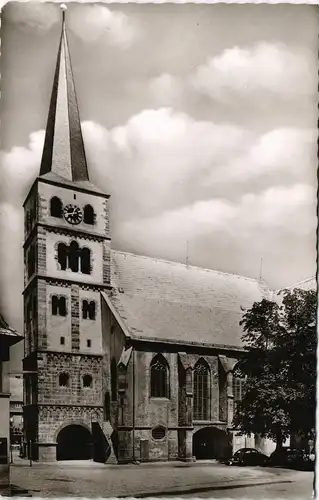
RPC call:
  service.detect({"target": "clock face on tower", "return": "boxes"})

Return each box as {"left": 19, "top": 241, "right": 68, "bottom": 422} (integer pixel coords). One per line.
{"left": 63, "top": 204, "right": 83, "bottom": 225}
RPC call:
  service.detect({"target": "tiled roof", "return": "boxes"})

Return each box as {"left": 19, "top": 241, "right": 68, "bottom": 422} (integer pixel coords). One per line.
{"left": 106, "top": 251, "right": 271, "bottom": 349}
{"left": 0, "top": 313, "right": 23, "bottom": 346}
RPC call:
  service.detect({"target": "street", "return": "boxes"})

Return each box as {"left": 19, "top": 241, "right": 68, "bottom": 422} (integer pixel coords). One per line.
{"left": 10, "top": 458, "right": 313, "bottom": 498}
{"left": 180, "top": 473, "right": 313, "bottom": 498}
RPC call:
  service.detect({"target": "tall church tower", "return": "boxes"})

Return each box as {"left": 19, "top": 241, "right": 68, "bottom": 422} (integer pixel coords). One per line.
{"left": 23, "top": 7, "right": 111, "bottom": 462}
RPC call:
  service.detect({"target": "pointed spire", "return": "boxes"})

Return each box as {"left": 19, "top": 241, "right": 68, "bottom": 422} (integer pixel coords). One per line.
{"left": 40, "top": 5, "right": 89, "bottom": 182}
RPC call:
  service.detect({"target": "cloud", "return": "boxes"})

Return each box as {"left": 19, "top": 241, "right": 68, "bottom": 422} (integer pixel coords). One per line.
{"left": 0, "top": 130, "right": 44, "bottom": 202}
{"left": 3, "top": 3, "right": 141, "bottom": 48}
{"left": 118, "top": 183, "right": 316, "bottom": 245}
{"left": 148, "top": 43, "right": 316, "bottom": 110}
{"left": 190, "top": 43, "right": 316, "bottom": 101}
{"left": 0, "top": 109, "right": 315, "bottom": 332}
{"left": 69, "top": 4, "right": 141, "bottom": 48}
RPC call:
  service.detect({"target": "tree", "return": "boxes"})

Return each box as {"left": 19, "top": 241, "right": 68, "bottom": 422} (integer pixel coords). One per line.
{"left": 233, "top": 288, "right": 316, "bottom": 449}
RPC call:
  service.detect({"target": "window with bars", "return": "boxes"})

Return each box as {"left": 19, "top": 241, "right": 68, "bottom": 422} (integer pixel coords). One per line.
{"left": 193, "top": 359, "right": 210, "bottom": 420}
{"left": 150, "top": 354, "right": 169, "bottom": 398}
{"left": 152, "top": 426, "right": 166, "bottom": 440}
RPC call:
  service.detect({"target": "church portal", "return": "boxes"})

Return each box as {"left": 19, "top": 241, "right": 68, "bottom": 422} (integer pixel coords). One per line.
{"left": 56, "top": 425, "right": 92, "bottom": 461}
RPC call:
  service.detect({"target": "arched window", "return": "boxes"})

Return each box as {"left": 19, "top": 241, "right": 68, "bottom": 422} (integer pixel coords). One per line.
{"left": 233, "top": 369, "right": 245, "bottom": 414}
{"left": 82, "top": 300, "right": 96, "bottom": 320}
{"left": 80, "top": 248, "right": 91, "bottom": 274}
{"left": 150, "top": 354, "right": 169, "bottom": 398}
{"left": 82, "top": 374, "right": 93, "bottom": 388}
{"left": 58, "top": 243, "right": 68, "bottom": 271}
{"left": 111, "top": 357, "right": 118, "bottom": 401}
{"left": 52, "top": 296, "right": 66, "bottom": 316}
{"left": 50, "top": 197, "right": 63, "bottom": 218}
{"left": 59, "top": 373, "right": 69, "bottom": 387}
{"left": 193, "top": 359, "right": 210, "bottom": 420}
{"left": 83, "top": 205, "right": 95, "bottom": 225}
{"left": 69, "top": 241, "right": 79, "bottom": 272}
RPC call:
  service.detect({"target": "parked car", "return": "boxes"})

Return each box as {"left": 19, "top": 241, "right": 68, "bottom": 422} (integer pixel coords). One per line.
{"left": 270, "top": 447, "right": 314, "bottom": 470}
{"left": 226, "top": 447, "right": 270, "bottom": 466}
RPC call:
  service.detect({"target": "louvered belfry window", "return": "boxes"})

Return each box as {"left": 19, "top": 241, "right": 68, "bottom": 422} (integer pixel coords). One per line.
{"left": 150, "top": 354, "right": 169, "bottom": 398}
{"left": 193, "top": 359, "right": 210, "bottom": 420}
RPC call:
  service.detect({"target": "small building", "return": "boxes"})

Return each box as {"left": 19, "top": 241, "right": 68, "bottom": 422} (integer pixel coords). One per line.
{"left": 0, "top": 313, "right": 23, "bottom": 491}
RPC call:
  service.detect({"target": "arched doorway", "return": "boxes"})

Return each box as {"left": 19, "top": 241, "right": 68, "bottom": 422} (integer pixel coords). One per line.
{"left": 193, "top": 427, "right": 231, "bottom": 460}
{"left": 56, "top": 425, "right": 92, "bottom": 460}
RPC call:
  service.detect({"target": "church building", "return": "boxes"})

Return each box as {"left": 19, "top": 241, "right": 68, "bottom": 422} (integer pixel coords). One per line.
{"left": 22, "top": 9, "right": 301, "bottom": 463}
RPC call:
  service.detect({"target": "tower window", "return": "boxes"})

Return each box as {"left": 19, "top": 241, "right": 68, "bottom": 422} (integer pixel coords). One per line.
{"left": 69, "top": 241, "right": 79, "bottom": 272}
{"left": 83, "top": 374, "right": 93, "bottom": 388}
{"left": 83, "top": 205, "right": 95, "bottom": 225}
{"left": 57, "top": 243, "right": 68, "bottom": 271}
{"left": 80, "top": 248, "right": 91, "bottom": 274}
{"left": 60, "top": 336, "right": 65, "bottom": 345}
{"left": 150, "top": 354, "right": 169, "bottom": 398}
{"left": 59, "top": 373, "right": 70, "bottom": 387}
{"left": 50, "top": 197, "right": 63, "bottom": 218}
{"left": 87, "top": 339, "right": 91, "bottom": 348}
{"left": 52, "top": 296, "right": 67, "bottom": 316}
{"left": 82, "top": 300, "right": 96, "bottom": 320}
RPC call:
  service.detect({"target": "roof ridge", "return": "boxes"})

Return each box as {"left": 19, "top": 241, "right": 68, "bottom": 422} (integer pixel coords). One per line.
{"left": 111, "top": 249, "right": 267, "bottom": 285}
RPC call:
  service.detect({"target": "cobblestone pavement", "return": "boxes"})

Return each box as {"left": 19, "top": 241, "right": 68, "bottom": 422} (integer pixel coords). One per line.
{"left": 180, "top": 471, "right": 313, "bottom": 499}
{"left": 10, "top": 459, "right": 304, "bottom": 498}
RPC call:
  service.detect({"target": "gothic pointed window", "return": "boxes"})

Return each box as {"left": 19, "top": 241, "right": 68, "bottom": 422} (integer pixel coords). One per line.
{"left": 58, "top": 243, "right": 68, "bottom": 271}
{"left": 50, "top": 197, "right": 63, "bottom": 218}
{"left": 111, "top": 357, "right": 118, "bottom": 401}
{"left": 193, "top": 359, "right": 210, "bottom": 420}
{"left": 150, "top": 354, "right": 169, "bottom": 398}
{"left": 83, "top": 205, "right": 95, "bottom": 225}
{"left": 80, "top": 247, "right": 91, "bottom": 274}
{"left": 233, "top": 368, "right": 245, "bottom": 414}
{"left": 69, "top": 241, "right": 79, "bottom": 272}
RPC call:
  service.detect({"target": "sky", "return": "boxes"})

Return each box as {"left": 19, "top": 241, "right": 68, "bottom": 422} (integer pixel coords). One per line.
{"left": 0, "top": 2, "right": 317, "bottom": 368}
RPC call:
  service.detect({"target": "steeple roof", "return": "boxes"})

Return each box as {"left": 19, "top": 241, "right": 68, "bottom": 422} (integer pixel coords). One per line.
{"left": 39, "top": 7, "right": 89, "bottom": 182}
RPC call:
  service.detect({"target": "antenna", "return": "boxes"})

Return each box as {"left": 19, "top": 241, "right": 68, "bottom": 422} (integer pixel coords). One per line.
{"left": 259, "top": 257, "right": 263, "bottom": 280}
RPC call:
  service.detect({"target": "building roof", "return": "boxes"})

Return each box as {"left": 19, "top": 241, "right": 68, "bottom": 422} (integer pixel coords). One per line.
{"left": 105, "top": 251, "right": 271, "bottom": 349}
{"left": 39, "top": 9, "right": 90, "bottom": 183}
{"left": 0, "top": 313, "right": 23, "bottom": 346}
{"left": 276, "top": 276, "right": 316, "bottom": 293}
{"left": 39, "top": 172, "right": 107, "bottom": 196}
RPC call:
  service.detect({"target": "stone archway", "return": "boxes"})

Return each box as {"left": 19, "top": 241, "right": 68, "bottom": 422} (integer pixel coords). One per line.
{"left": 192, "top": 427, "right": 230, "bottom": 460}
{"left": 56, "top": 424, "right": 92, "bottom": 460}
